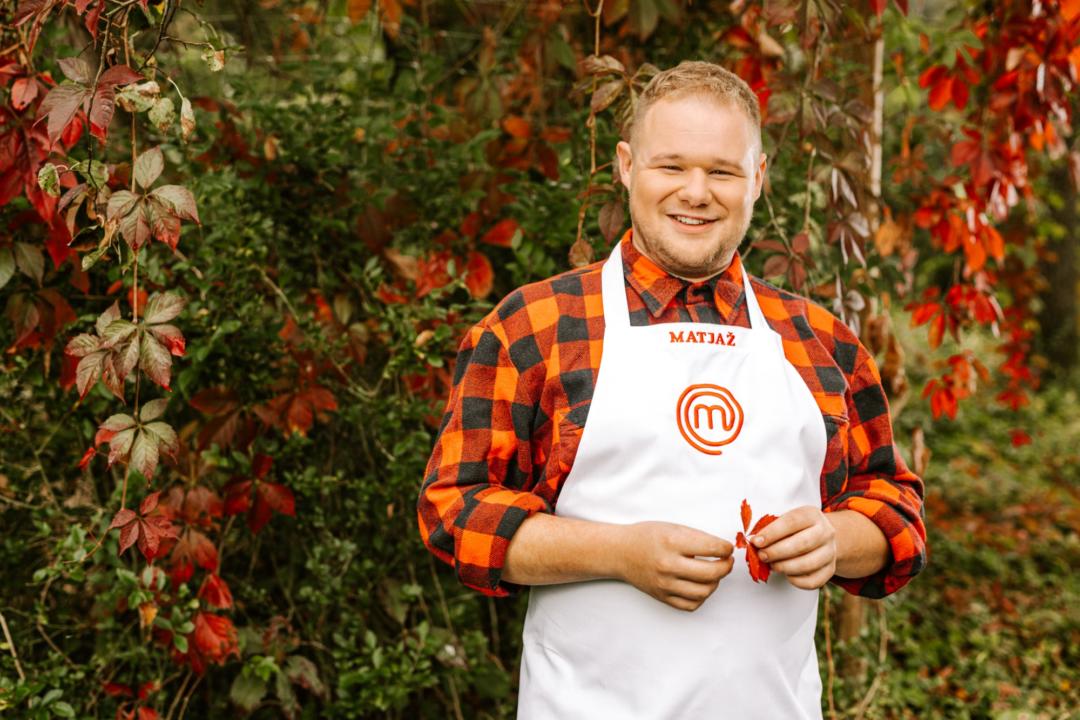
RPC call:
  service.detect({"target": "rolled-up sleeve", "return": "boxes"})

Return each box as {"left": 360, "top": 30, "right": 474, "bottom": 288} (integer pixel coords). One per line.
{"left": 417, "top": 318, "right": 550, "bottom": 597}
{"left": 825, "top": 352, "right": 927, "bottom": 599}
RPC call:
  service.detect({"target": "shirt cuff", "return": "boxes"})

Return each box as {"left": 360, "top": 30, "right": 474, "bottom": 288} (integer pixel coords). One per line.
{"left": 825, "top": 495, "right": 927, "bottom": 599}
{"left": 452, "top": 488, "right": 552, "bottom": 597}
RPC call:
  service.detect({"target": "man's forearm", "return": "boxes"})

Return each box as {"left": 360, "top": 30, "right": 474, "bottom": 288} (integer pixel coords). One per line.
{"left": 502, "top": 512, "right": 628, "bottom": 586}
{"left": 827, "top": 510, "right": 890, "bottom": 579}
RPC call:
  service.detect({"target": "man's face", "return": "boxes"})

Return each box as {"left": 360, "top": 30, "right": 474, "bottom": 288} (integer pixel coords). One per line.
{"left": 616, "top": 94, "right": 767, "bottom": 281}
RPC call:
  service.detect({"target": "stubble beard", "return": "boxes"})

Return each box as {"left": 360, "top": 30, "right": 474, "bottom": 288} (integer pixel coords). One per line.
{"left": 635, "top": 214, "right": 752, "bottom": 281}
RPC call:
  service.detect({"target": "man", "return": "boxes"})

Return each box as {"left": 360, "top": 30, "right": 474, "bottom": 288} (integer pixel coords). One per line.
{"left": 418, "top": 61, "right": 925, "bottom": 718}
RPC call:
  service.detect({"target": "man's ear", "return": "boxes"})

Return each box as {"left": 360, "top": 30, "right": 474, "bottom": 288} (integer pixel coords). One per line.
{"left": 752, "top": 152, "right": 767, "bottom": 201}
{"left": 615, "top": 140, "right": 633, "bottom": 188}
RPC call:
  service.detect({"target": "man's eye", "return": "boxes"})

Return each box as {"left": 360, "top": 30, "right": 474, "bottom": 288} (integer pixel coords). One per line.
{"left": 662, "top": 165, "right": 682, "bottom": 171}
{"left": 710, "top": 169, "right": 732, "bottom": 176}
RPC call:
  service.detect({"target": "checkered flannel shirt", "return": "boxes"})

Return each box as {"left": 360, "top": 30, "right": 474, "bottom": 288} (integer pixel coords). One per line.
{"left": 418, "top": 232, "right": 926, "bottom": 599}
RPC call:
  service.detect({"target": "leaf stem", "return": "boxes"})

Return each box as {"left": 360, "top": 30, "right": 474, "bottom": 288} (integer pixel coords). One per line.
{"left": 0, "top": 609, "right": 25, "bottom": 681}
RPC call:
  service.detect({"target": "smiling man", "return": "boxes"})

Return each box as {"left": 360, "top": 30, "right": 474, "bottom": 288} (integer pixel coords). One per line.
{"left": 418, "top": 61, "right": 926, "bottom": 719}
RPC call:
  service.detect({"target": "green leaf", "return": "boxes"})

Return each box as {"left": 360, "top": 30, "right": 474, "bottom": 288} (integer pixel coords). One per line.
{"left": 14, "top": 242, "right": 44, "bottom": 285}
{"left": 96, "top": 301, "right": 122, "bottom": 335}
{"left": 118, "top": 334, "right": 140, "bottom": 379}
{"left": 130, "top": 429, "right": 160, "bottom": 480}
{"left": 134, "top": 147, "right": 164, "bottom": 190}
{"left": 143, "top": 292, "right": 185, "bottom": 324}
{"left": 139, "top": 330, "right": 172, "bottom": 389}
{"left": 140, "top": 398, "right": 169, "bottom": 422}
{"left": 107, "top": 427, "right": 136, "bottom": 465}
{"left": 106, "top": 189, "right": 140, "bottom": 220}
{"left": 274, "top": 669, "right": 299, "bottom": 718}
{"left": 116, "top": 80, "right": 161, "bottom": 113}
{"left": 180, "top": 95, "right": 195, "bottom": 142}
{"left": 143, "top": 421, "right": 178, "bottom": 455}
{"left": 100, "top": 319, "right": 137, "bottom": 348}
{"left": 229, "top": 672, "right": 268, "bottom": 712}
{"left": 173, "top": 633, "right": 188, "bottom": 653}
{"left": 75, "top": 351, "right": 104, "bottom": 399}
{"left": 100, "top": 413, "right": 137, "bottom": 433}
{"left": 149, "top": 185, "right": 199, "bottom": 223}
{"left": 149, "top": 97, "right": 176, "bottom": 134}
{"left": 81, "top": 244, "right": 110, "bottom": 271}
{"left": 37, "top": 163, "right": 61, "bottom": 197}
{"left": 0, "top": 247, "right": 14, "bottom": 290}
{"left": 203, "top": 48, "right": 225, "bottom": 72}
{"left": 51, "top": 701, "right": 75, "bottom": 718}
{"left": 69, "top": 158, "right": 109, "bottom": 189}
{"left": 285, "top": 655, "right": 326, "bottom": 697}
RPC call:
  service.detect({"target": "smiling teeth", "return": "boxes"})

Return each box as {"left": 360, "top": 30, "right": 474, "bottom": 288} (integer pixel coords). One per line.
{"left": 675, "top": 216, "right": 709, "bottom": 225}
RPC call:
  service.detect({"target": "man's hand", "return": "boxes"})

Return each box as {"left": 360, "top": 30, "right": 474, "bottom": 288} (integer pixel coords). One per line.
{"left": 750, "top": 506, "right": 837, "bottom": 590}
{"left": 750, "top": 507, "right": 889, "bottom": 589}
{"left": 618, "top": 521, "right": 734, "bottom": 612}
{"left": 503, "top": 514, "right": 735, "bottom": 611}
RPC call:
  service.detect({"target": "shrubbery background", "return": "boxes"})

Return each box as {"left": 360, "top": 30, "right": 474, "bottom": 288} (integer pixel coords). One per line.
{"left": 1, "top": 1, "right": 1078, "bottom": 717}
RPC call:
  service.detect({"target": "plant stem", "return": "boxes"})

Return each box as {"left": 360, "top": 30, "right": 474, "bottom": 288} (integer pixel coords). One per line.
{"left": 0, "top": 609, "right": 25, "bottom": 681}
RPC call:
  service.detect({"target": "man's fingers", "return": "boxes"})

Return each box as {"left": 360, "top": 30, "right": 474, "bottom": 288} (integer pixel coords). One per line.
{"left": 751, "top": 506, "right": 820, "bottom": 548}
{"left": 758, "top": 525, "right": 829, "bottom": 563}
{"left": 770, "top": 544, "right": 834, "bottom": 578}
{"left": 674, "top": 555, "right": 734, "bottom": 584}
{"left": 678, "top": 528, "right": 733, "bottom": 559}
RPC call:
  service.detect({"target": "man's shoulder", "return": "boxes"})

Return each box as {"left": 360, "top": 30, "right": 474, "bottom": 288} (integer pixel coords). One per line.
{"left": 480, "top": 259, "right": 606, "bottom": 334}
{"left": 748, "top": 274, "right": 864, "bottom": 371}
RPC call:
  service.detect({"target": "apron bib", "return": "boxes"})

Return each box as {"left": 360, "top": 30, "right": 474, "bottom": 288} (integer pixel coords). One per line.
{"left": 518, "top": 242, "right": 827, "bottom": 719}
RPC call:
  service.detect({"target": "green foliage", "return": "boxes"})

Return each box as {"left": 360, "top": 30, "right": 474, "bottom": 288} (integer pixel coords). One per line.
{"left": 1, "top": 0, "right": 1078, "bottom": 718}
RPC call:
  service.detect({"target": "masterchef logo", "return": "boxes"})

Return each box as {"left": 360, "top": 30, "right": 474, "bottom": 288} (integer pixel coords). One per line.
{"left": 676, "top": 384, "right": 744, "bottom": 455}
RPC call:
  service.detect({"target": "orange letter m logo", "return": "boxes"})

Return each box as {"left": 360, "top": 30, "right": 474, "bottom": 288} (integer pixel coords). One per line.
{"left": 693, "top": 403, "right": 735, "bottom": 431}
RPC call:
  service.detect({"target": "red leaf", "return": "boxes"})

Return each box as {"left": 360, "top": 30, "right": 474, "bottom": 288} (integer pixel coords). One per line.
{"left": 170, "top": 528, "right": 219, "bottom": 575}
{"left": 190, "top": 387, "right": 239, "bottom": 415}
{"left": 77, "top": 446, "right": 96, "bottom": 468}
{"left": 1009, "top": 429, "right": 1031, "bottom": 447}
{"left": 464, "top": 250, "right": 493, "bottom": 299}
{"left": 191, "top": 612, "right": 238, "bottom": 666}
{"left": 927, "top": 76, "right": 953, "bottom": 111}
{"left": 198, "top": 573, "right": 233, "bottom": 609}
{"left": 746, "top": 545, "right": 771, "bottom": 583}
{"left": 102, "top": 682, "right": 133, "bottom": 698}
{"left": 11, "top": 76, "right": 38, "bottom": 110}
{"left": 481, "top": 218, "right": 519, "bottom": 248}
{"left": 222, "top": 479, "right": 253, "bottom": 516}
{"left": 736, "top": 499, "right": 777, "bottom": 583}
{"left": 250, "top": 481, "right": 295, "bottom": 533}
{"left": 750, "top": 513, "right": 778, "bottom": 535}
{"left": 460, "top": 211, "right": 480, "bottom": 239}
{"left": 918, "top": 65, "right": 946, "bottom": 89}
{"left": 252, "top": 453, "right": 273, "bottom": 479}
{"left": 502, "top": 116, "right": 532, "bottom": 139}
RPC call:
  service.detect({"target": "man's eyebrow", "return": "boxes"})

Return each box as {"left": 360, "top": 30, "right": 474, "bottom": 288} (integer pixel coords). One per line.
{"left": 649, "top": 153, "right": 743, "bottom": 169}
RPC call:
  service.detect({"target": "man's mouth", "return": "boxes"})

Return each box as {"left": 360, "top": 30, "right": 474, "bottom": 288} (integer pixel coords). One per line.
{"left": 670, "top": 215, "right": 716, "bottom": 227}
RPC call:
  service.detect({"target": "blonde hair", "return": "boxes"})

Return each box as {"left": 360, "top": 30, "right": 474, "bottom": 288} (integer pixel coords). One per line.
{"left": 626, "top": 61, "right": 762, "bottom": 149}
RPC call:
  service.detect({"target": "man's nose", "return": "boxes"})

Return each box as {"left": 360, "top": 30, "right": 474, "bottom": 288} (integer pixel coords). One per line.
{"left": 676, "top": 168, "right": 710, "bottom": 206}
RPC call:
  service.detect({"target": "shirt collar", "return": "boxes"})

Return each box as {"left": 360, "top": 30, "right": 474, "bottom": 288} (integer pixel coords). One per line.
{"left": 619, "top": 229, "right": 746, "bottom": 322}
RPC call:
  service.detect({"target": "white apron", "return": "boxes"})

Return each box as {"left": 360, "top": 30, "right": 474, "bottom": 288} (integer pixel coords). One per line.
{"left": 518, "top": 242, "right": 827, "bottom": 719}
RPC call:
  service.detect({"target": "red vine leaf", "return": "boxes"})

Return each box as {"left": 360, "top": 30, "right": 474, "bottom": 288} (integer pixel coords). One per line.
{"left": 108, "top": 492, "right": 178, "bottom": 560}
{"left": 222, "top": 454, "right": 297, "bottom": 533}
{"left": 198, "top": 573, "right": 233, "bottom": 609}
{"left": 734, "top": 499, "right": 778, "bottom": 583}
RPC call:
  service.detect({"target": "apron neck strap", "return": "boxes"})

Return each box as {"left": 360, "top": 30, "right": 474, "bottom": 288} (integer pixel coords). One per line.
{"left": 602, "top": 242, "right": 770, "bottom": 331}
{"left": 601, "top": 242, "right": 632, "bottom": 330}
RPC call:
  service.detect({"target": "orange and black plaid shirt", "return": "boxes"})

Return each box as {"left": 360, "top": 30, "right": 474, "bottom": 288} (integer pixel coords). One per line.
{"left": 418, "top": 232, "right": 926, "bottom": 599}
